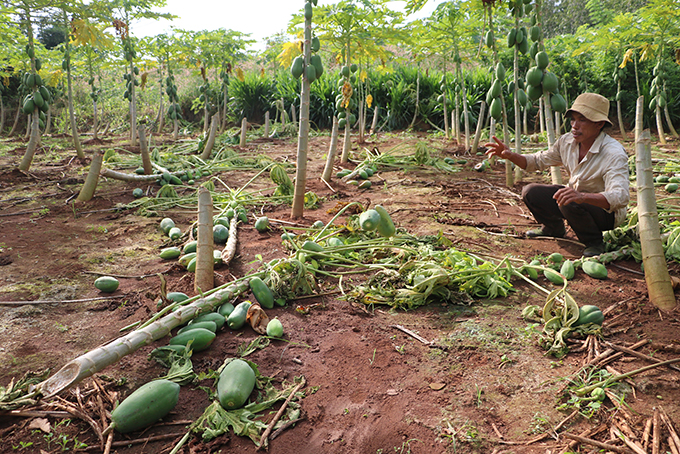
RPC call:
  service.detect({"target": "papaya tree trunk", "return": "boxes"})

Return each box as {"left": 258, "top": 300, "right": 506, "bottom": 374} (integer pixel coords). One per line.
{"left": 139, "top": 125, "right": 152, "bottom": 175}
{"left": 9, "top": 105, "right": 20, "bottom": 136}
{"left": 239, "top": 117, "right": 247, "bottom": 147}
{"left": 634, "top": 51, "right": 641, "bottom": 97}
{"left": 340, "top": 121, "right": 351, "bottom": 163}
{"left": 662, "top": 84, "right": 678, "bottom": 138}
{"left": 76, "top": 149, "right": 104, "bottom": 202}
{"left": 471, "top": 101, "right": 486, "bottom": 156}
{"left": 655, "top": 105, "right": 666, "bottom": 145}
{"left": 370, "top": 105, "right": 379, "bottom": 135}
{"left": 635, "top": 95, "right": 644, "bottom": 143}
{"left": 616, "top": 80, "right": 629, "bottom": 140}
{"left": 443, "top": 92, "right": 449, "bottom": 139}
{"left": 35, "top": 282, "right": 250, "bottom": 399}
{"left": 201, "top": 114, "right": 219, "bottom": 160}
{"left": 45, "top": 104, "right": 52, "bottom": 135}
{"left": 90, "top": 98, "right": 97, "bottom": 139}
{"left": 18, "top": 114, "right": 41, "bottom": 171}
{"left": 635, "top": 127, "right": 676, "bottom": 311}
{"left": 129, "top": 60, "right": 138, "bottom": 146}
{"left": 454, "top": 94, "right": 461, "bottom": 144}
{"left": 291, "top": 8, "right": 313, "bottom": 219}
{"left": 63, "top": 14, "right": 84, "bottom": 158}
{"left": 221, "top": 85, "right": 229, "bottom": 132}
{"left": 156, "top": 79, "right": 164, "bottom": 134}
{"left": 409, "top": 67, "right": 420, "bottom": 130}
{"left": 510, "top": 23, "right": 522, "bottom": 189}
{"left": 195, "top": 187, "right": 214, "bottom": 294}
{"left": 264, "top": 111, "right": 270, "bottom": 138}
{"left": 24, "top": 114, "right": 31, "bottom": 140}
{"left": 543, "top": 94, "right": 562, "bottom": 185}
{"left": 322, "top": 116, "right": 340, "bottom": 182}
{"left": 461, "top": 73, "right": 470, "bottom": 150}
{"left": 203, "top": 97, "right": 209, "bottom": 133}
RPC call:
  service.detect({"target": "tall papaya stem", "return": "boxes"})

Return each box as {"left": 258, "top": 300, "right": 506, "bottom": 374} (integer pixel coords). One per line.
{"left": 340, "top": 40, "right": 352, "bottom": 164}
{"left": 662, "top": 82, "right": 678, "bottom": 138}
{"left": 139, "top": 125, "right": 152, "bottom": 174}
{"left": 534, "top": 0, "right": 560, "bottom": 184}
{"left": 615, "top": 78, "right": 629, "bottom": 140}
{"left": 129, "top": 56, "right": 138, "bottom": 146}
{"left": 18, "top": 11, "right": 42, "bottom": 171}
{"left": 76, "top": 149, "right": 104, "bottom": 202}
{"left": 455, "top": 48, "right": 470, "bottom": 150}
{"left": 322, "top": 116, "right": 340, "bottom": 182}
{"left": 291, "top": 0, "right": 313, "bottom": 219}
{"left": 200, "top": 114, "right": 219, "bottom": 160}
{"left": 409, "top": 63, "right": 420, "bottom": 130}
{"left": 62, "top": 10, "right": 84, "bottom": 159}
{"left": 635, "top": 118, "right": 675, "bottom": 311}
{"left": 470, "top": 101, "right": 486, "bottom": 155}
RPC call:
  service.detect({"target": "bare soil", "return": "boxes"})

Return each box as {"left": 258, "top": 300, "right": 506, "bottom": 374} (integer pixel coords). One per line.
{"left": 0, "top": 129, "right": 679, "bottom": 454}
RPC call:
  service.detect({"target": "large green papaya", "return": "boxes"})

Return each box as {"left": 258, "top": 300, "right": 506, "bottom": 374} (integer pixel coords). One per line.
{"left": 535, "top": 51, "right": 550, "bottom": 70}
{"left": 490, "top": 97, "right": 502, "bottom": 121}
{"left": 542, "top": 72, "right": 559, "bottom": 93}
{"left": 311, "top": 55, "right": 323, "bottom": 78}
{"left": 526, "top": 66, "right": 543, "bottom": 87}
{"left": 291, "top": 56, "right": 304, "bottom": 79}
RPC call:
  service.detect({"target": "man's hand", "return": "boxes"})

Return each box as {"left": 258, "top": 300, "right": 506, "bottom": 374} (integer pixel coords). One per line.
{"left": 553, "top": 187, "right": 584, "bottom": 206}
{"left": 484, "top": 135, "right": 511, "bottom": 160}
{"left": 483, "top": 135, "right": 528, "bottom": 170}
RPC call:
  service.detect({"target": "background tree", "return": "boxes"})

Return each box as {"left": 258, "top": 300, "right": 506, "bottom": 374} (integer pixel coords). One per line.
{"left": 303, "top": 0, "right": 405, "bottom": 163}
{"left": 109, "top": 0, "right": 172, "bottom": 145}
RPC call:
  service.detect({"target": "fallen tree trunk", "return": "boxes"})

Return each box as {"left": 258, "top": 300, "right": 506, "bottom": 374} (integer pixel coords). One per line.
{"left": 33, "top": 281, "right": 251, "bottom": 399}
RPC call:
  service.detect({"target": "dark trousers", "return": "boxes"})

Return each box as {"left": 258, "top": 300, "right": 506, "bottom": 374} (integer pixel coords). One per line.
{"left": 521, "top": 183, "right": 615, "bottom": 246}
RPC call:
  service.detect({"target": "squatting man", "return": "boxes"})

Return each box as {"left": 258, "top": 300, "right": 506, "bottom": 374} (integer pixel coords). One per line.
{"left": 484, "top": 92, "right": 630, "bottom": 257}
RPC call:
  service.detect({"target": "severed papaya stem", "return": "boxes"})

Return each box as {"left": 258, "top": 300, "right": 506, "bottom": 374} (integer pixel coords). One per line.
{"left": 33, "top": 281, "right": 249, "bottom": 399}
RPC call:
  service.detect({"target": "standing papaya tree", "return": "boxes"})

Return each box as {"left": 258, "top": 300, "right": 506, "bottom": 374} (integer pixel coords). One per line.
{"left": 291, "top": 0, "right": 319, "bottom": 219}
{"left": 110, "top": 0, "right": 171, "bottom": 145}
{"left": 0, "top": 2, "right": 27, "bottom": 137}
{"left": 302, "top": 0, "right": 404, "bottom": 164}
{"left": 487, "top": 0, "right": 517, "bottom": 187}
{"left": 16, "top": 2, "right": 50, "bottom": 170}
{"left": 417, "top": 2, "right": 482, "bottom": 143}
{"left": 572, "top": 15, "right": 636, "bottom": 141}
{"left": 524, "top": 0, "right": 565, "bottom": 184}
{"left": 69, "top": 17, "right": 113, "bottom": 141}
{"left": 146, "top": 33, "right": 185, "bottom": 140}
{"left": 635, "top": 0, "right": 680, "bottom": 142}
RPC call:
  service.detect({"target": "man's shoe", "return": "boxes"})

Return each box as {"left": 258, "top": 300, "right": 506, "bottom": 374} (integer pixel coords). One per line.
{"left": 583, "top": 243, "right": 605, "bottom": 257}
{"left": 526, "top": 226, "right": 566, "bottom": 239}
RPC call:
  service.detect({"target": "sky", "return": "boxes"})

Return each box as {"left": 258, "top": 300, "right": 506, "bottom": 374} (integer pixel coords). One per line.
{"left": 131, "top": 0, "right": 439, "bottom": 52}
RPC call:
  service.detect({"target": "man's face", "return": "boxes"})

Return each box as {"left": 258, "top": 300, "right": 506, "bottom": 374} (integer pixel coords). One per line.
{"left": 570, "top": 112, "right": 604, "bottom": 145}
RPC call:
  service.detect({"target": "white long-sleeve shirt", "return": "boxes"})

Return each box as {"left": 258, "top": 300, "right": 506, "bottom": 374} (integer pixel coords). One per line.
{"left": 524, "top": 131, "right": 630, "bottom": 227}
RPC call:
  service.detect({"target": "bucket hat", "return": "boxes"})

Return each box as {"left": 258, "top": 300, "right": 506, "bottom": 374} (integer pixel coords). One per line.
{"left": 566, "top": 93, "right": 612, "bottom": 126}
